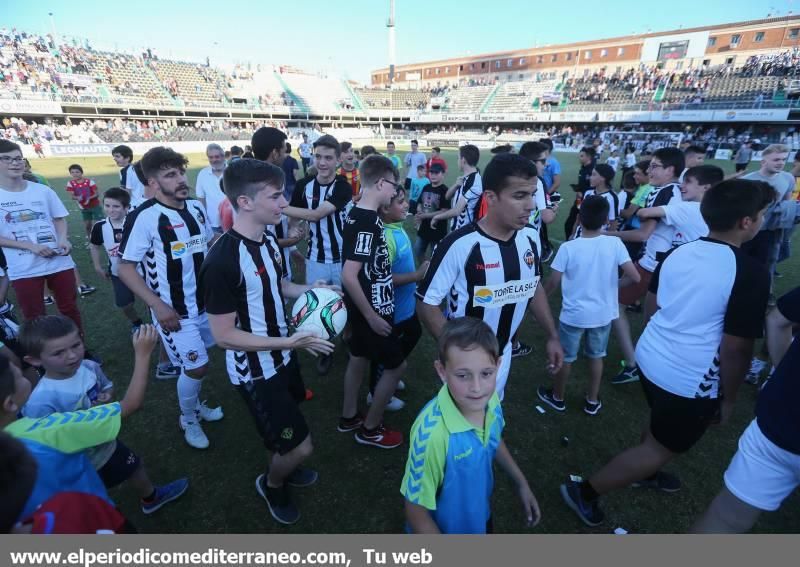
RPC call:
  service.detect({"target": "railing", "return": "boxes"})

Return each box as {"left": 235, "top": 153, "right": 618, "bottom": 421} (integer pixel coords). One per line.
{"left": 2, "top": 89, "right": 799, "bottom": 117}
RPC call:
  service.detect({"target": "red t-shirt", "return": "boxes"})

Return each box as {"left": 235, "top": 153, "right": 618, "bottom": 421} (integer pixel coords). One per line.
{"left": 66, "top": 178, "right": 100, "bottom": 209}
{"left": 22, "top": 492, "right": 131, "bottom": 534}
{"left": 337, "top": 166, "right": 360, "bottom": 197}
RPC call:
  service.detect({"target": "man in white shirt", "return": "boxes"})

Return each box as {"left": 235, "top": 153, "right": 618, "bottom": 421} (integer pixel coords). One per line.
{"left": 403, "top": 140, "right": 427, "bottom": 192}
{"left": 195, "top": 143, "right": 227, "bottom": 234}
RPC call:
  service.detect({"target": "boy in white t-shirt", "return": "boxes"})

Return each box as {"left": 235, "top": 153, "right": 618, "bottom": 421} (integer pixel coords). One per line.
{"left": 637, "top": 165, "right": 723, "bottom": 250}
{"left": 539, "top": 196, "right": 640, "bottom": 415}
{"left": 0, "top": 141, "right": 84, "bottom": 332}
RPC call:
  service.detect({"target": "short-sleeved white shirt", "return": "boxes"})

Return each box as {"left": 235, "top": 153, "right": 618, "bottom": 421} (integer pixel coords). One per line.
{"left": 0, "top": 182, "right": 75, "bottom": 280}
{"left": 551, "top": 235, "right": 631, "bottom": 327}
{"left": 195, "top": 166, "right": 226, "bottom": 229}
{"left": 659, "top": 201, "right": 708, "bottom": 246}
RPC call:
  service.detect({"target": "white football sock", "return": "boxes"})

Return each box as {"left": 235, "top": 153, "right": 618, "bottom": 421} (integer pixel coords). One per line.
{"left": 177, "top": 371, "right": 203, "bottom": 420}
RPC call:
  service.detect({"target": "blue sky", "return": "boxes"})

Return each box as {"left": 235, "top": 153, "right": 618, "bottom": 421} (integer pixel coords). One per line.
{"left": 1, "top": 0, "right": 781, "bottom": 83}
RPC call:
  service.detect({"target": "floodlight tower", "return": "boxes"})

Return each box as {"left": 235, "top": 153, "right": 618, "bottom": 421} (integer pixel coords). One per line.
{"left": 387, "top": 0, "right": 396, "bottom": 88}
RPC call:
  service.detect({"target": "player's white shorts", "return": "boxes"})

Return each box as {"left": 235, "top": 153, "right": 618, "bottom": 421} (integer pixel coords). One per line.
{"left": 495, "top": 343, "right": 513, "bottom": 401}
{"left": 154, "top": 312, "right": 216, "bottom": 371}
{"left": 724, "top": 419, "right": 800, "bottom": 512}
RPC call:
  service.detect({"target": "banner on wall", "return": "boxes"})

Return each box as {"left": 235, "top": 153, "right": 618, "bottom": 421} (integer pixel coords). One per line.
{"left": 713, "top": 108, "right": 790, "bottom": 121}
{"left": 0, "top": 98, "right": 63, "bottom": 115}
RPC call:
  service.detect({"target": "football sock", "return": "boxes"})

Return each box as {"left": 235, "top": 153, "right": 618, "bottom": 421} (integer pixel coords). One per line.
{"left": 177, "top": 372, "right": 203, "bottom": 419}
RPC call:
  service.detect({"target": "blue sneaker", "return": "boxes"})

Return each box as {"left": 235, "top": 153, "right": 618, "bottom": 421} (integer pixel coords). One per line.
{"left": 287, "top": 467, "right": 318, "bottom": 488}
{"left": 141, "top": 478, "right": 189, "bottom": 514}
{"left": 560, "top": 477, "right": 605, "bottom": 527}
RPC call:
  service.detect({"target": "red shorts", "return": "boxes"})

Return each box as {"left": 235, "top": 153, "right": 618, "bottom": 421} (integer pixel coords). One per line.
{"left": 618, "top": 262, "right": 653, "bottom": 307}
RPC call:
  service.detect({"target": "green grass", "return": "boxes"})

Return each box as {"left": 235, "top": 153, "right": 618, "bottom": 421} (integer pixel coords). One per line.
{"left": 19, "top": 148, "right": 800, "bottom": 534}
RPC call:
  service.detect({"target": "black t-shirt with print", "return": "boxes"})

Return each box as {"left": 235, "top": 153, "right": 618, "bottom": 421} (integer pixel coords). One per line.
{"left": 417, "top": 183, "right": 450, "bottom": 242}
{"left": 341, "top": 207, "right": 394, "bottom": 323}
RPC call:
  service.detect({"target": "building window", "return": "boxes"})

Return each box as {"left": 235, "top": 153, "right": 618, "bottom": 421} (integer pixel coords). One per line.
{"left": 519, "top": 74, "right": 524, "bottom": 79}
{"left": 617, "top": 47, "right": 625, "bottom": 56}
{"left": 445, "top": 67, "right": 449, "bottom": 73}
{"left": 725, "top": 56, "right": 735, "bottom": 65}
{"left": 551, "top": 54, "right": 557, "bottom": 62}
{"left": 791, "top": 28, "right": 800, "bottom": 39}
{"left": 708, "top": 37, "right": 716, "bottom": 47}
{"left": 425, "top": 69, "right": 429, "bottom": 75}
{"left": 754, "top": 32, "right": 764, "bottom": 42}
{"left": 731, "top": 34, "right": 741, "bottom": 46}
{"left": 507, "top": 59, "right": 513, "bottom": 68}
{"left": 600, "top": 49, "right": 608, "bottom": 57}
{"left": 566, "top": 52, "right": 572, "bottom": 61}
{"left": 469, "top": 63, "right": 474, "bottom": 70}
{"left": 537, "top": 55, "right": 543, "bottom": 64}
{"left": 496, "top": 60, "right": 501, "bottom": 69}
{"left": 459, "top": 65, "right": 464, "bottom": 71}
{"left": 584, "top": 50, "right": 592, "bottom": 59}
{"left": 481, "top": 62, "right": 486, "bottom": 69}
{"left": 520, "top": 58, "right": 526, "bottom": 65}
{"left": 435, "top": 68, "right": 440, "bottom": 75}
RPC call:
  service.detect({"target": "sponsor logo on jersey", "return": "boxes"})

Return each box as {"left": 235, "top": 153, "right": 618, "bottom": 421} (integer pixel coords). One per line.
{"left": 165, "top": 223, "right": 185, "bottom": 230}
{"left": 170, "top": 236, "right": 207, "bottom": 259}
{"left": 472, "top": 277, "right": 540, "bottom": 308}
{"left": 475, "top": 261, "right": 500, "bottom": 270}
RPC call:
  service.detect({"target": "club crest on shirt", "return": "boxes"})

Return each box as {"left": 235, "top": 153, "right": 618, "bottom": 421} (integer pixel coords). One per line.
{"left": 523, "top": 249, "right": 535, "bottom": 270}
{"left": 274, "top": 249, "right": 282, "bottom": 266}
{"left": 186, "top": 350, "right": 199, "bottom": 362}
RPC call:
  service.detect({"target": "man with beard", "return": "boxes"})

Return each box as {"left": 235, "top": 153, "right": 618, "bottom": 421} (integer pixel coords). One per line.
{"left": 118, "top": 147, "right": 223, "bottom": 450}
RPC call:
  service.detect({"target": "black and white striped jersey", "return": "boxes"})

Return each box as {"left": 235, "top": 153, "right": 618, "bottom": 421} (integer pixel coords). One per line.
{"left": 201, "top": 229, "right": 291, "bottom": 384}
{"left": 453, "top": 171, "right": 483, "bottom": 231}
{"left": 635, "top": 237, "right": 769, "bottom": 399}
{"left": 119, "top": 198, "right": 214, "bottom": 319}
{"left": 266, "top": 215, "right": 293, "bottom": 281}
{"left": 417, "top": 223, "right": 542, "bottom": 352}
{"left": 89, "top": 217, "right": 125, "bottom": 276}
{"left": 290, "top": 175, "right": 352, "bottom": 263}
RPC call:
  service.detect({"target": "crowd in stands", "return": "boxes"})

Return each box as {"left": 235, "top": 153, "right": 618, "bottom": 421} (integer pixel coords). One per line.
{"left": 741, "top": 48, "right": 800, "bottom": 77}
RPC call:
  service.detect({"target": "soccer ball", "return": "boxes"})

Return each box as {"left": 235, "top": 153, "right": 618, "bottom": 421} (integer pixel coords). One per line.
{"left": 289, "top": 288, "right": 348, "bottom": 340}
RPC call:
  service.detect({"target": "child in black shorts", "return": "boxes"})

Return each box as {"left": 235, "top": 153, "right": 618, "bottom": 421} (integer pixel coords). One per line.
{"left": 339, "top": 155, "right": 407, "bottom": 449}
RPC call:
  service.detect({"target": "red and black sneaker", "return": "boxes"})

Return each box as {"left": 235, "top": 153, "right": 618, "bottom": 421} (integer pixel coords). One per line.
{"left": 337, "top": 413, "right": 364, "bottom": 433}
{"left": 354, "top": 423, "right": 403, "bottom": 449}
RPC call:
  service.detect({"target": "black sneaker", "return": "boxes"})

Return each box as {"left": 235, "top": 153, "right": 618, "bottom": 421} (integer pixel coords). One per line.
{"left": 43, "top": 296, "right": 55, "bottom": 306}
{"left": 583, "top": 398, "right": 602, "bottom": 416}
{"left": 631, "top": 471, "right": 681, "bottom": 493}
{"left": 78, "top": 284, "right": 97, "bottom": 297}
{"left": 537, "top": 386, "right": 566, "bottom": 412}
{"left": 612, "top": 366, "right": 640, "bottom": 385}
{"left": 511, "top": 342, "right": 533, "bottom": 358}
{"left": 316, "top": 353, "right": 333, "bottom": 376}
{"left": 560, "top": 478, "right": 605, "bottom": 527}
{"left": 255, "top": 475, "right": 300, "bottom": 525}
{"left": 287, "top": 467, "right": 318, "bottom": 488}
{"left": 337, "top": 413, "right": 364, "bottom": 433}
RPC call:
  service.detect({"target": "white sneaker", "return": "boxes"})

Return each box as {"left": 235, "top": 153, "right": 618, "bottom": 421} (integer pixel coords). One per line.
{"left": 179, "top": 416, "right": 209, "bottom": 449}
{"left": 366, "top": 392, "right": 406, "bottom": 411}
{"left": 196, "top": 401, "right": 223, "bottom": 422}
{"left": 395, "top": 379, "right": 406, "bottom": 392}
{"left": 745, "top": 358, "right": 767, "bottom": 384}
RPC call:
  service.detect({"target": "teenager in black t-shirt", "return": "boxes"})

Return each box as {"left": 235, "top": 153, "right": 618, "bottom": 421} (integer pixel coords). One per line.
{"left": 565, "top": 147, "right": 597, "bottom": 238}
{"left": 339, "top": 155, "right": 406, "bottom": 450}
